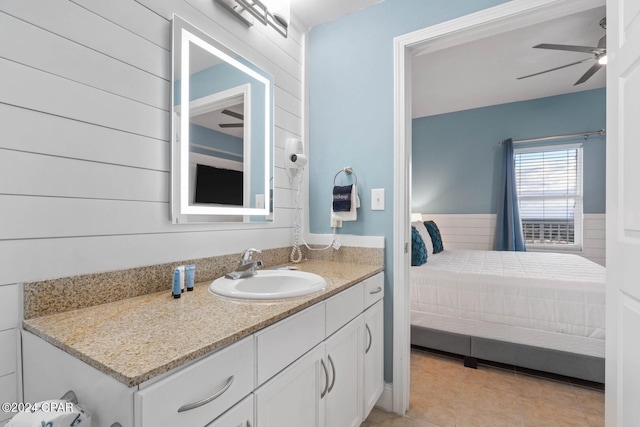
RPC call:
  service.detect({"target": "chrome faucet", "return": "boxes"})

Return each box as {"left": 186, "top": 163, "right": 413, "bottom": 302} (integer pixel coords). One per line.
{"left": 225, "top": 248, "right": 263, "bottom": 279}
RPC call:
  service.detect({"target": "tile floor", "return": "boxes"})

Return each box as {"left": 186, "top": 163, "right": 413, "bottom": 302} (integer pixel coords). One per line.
{"left": 362, "top": 348, "right": 604, "bottom": 427}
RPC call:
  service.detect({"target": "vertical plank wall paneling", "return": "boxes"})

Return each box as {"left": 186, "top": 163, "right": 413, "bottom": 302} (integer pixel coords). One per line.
{"left": 421, "top": 214, "right": 606, "bottom": 266}
{"left": 0, "top": 0, "right": 303, "bottom": 285}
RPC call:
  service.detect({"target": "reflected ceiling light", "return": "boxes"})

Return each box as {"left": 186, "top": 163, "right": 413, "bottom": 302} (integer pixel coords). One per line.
{"left": 216, "top": 0, "right": 290, "bottom": 38}
{"left": 598, "top": 54, "right": 607, "bottom": 65}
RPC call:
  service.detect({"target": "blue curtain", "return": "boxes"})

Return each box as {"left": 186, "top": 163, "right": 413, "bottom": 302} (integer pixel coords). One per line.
{"left": 495, "top": 138, "right": 526, "bottom": 251}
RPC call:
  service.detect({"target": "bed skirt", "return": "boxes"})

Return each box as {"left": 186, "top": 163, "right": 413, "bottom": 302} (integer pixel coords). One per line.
{"left": 411, "top": 325, "right": 605, "bottom": 383}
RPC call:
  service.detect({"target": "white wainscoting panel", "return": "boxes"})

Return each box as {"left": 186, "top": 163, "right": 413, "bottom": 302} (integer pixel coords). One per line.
{"left": 421, "top": 214, "right": 496, "bottom": 251}
{"left": 583, "top": 214, "right": 606, "bottom": 266}
{"left": 418, "top": 213, "right": 606, "bottom": 266}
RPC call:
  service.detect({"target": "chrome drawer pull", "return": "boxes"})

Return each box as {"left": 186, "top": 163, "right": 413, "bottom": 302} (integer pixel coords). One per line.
{"left": 177, "top": 375, "right": 235, "bottom": 412}
{"left": 365, "top": 324, "right": 373, "bottom": 354}
{"left": 320, "top": 359, "right": 329, "bottom": 398}
{"left": 369, "top": 287, "right": 382, "bottom": 295}
{"left": 327, "top": 354, "right": 336, "bottom": 393}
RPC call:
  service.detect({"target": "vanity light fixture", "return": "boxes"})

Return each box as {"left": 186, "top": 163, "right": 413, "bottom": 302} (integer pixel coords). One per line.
{"left": 215, "top": 0, "right": 290, "bottom": 38}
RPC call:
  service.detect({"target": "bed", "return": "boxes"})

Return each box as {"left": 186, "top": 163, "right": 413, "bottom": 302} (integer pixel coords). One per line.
{"left": 410, "top": 221, "right": 606, "bottom": 383}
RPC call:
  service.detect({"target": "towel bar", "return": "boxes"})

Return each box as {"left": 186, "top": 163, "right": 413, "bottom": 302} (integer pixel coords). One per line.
{"left": 333, "top": 167, "right": 357, "bottom": 186}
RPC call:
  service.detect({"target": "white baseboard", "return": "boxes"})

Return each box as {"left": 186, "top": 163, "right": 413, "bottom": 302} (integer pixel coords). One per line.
{"left": 374, "top": 382, "right": 394, "bottom": 413}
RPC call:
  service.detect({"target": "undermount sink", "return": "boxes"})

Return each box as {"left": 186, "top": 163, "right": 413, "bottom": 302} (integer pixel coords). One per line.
{"left": 209, "top": 270, "right": 327, "bottom": 300}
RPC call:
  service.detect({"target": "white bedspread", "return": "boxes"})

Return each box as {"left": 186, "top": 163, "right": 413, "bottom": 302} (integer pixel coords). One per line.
{"left": 411, "top": 250, "right": 606, "bottom": 345}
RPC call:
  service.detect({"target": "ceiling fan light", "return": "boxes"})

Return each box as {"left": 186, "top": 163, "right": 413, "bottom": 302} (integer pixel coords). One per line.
{"left": 598, "top": 55, "right": 608, "bottom": 65}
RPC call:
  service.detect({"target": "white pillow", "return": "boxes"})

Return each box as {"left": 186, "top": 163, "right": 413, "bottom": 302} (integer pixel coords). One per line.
{"left": 411, "top": 221, "right": 433, "bottom": 255}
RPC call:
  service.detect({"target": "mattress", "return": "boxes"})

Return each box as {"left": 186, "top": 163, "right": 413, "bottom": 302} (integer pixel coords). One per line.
{"left": 410, "top": 249, "right": 606, "bottom": 357}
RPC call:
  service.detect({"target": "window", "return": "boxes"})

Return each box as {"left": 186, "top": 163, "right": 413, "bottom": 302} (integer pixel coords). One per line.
{"left": 514, "top": 144, "right": 583, "bottom": 248}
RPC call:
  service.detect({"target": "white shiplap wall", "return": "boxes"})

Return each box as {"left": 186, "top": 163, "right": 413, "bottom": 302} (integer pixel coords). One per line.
{"left": 0, "top": 0, "right": 303, "bottom": 285}
{"left": 0, "top": 285, "right": 20, "bottom": 425}
{"left": 0, "top": 0, "right": 303, "bottom": 407}
{"left": 420, "top": 213, "right": 606, "bottom": 266}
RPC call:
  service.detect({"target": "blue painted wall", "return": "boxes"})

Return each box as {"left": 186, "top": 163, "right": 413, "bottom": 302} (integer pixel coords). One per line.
{"left": 308, "top": 0, "right": 510, "bottom": 382}
{"left": 412, "top": 88, "right": 606, "bottom": 215}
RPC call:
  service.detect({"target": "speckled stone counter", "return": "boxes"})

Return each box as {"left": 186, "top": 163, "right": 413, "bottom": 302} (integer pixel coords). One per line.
{"left": 23, "top": 260, "right": 382, "bottom": 388}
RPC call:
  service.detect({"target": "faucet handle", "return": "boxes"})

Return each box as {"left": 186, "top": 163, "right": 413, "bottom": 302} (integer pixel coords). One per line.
{"left": 241, "top": 248, "right": 262, "bottom": 263}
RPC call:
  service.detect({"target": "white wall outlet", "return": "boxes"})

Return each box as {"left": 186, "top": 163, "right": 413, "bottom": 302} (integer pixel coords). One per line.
{"left": 371, "top": 188, "right": 385, "bottom": 210}
{"left": 331, "top": 216, "right": 343, "bottom": 228}
{"left": 255, "top": 194, "right": 265, "bottom": 209}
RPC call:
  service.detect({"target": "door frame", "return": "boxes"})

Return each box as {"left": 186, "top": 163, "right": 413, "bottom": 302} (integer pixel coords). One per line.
{"left": 391, "top": 0, "right": 606, "bottom": 414}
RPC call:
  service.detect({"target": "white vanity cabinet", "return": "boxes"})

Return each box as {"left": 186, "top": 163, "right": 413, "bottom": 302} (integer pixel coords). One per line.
{"left": 255, "top": 271, "right": 384, "bottom": 427}
{"left": 207, "top": 394, "right": 254, "bottom": 427}
{"left": 22, "top": 271, "right": 384, "bottom": 427}
{"left": 254, "top": 344, "right": 326, "bottom": 427}
{"left": 362, "top": 272, "right": 385, "bottom": 418}
{"left": 363, "top": 299, "right": 384, "bottom": 416}
{"left": 22, "top": 331, "right": 136, "bottom": 427}
{"left": 254, "top": 317, "right": 364, "bottom": 427}
{"left": 324, "top": 314, "right": 364, "bottom": 427}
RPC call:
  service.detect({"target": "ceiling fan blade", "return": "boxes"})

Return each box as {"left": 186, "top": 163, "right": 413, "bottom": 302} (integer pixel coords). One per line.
{"left": 517, "top": 58, "right": 592, "bottom": 80}
{"left": 534, "top": 43, "right": 599, "bottom": 54}
{"left": 221, "top": 109, "right": 244, "bottom": 120}
{"left": 597, "top": 35, "right": 606, "bottom": 49}
{"left": 219, "top": 123, "right": 244, "bottom": 128}
{"left": 574, "top": 62, "right": 604, "bottom": 85}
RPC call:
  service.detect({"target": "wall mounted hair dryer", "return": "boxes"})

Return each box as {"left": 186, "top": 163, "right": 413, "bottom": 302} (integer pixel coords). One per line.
{"left": 285, "top": 138, "right": 307, "bottom": 178}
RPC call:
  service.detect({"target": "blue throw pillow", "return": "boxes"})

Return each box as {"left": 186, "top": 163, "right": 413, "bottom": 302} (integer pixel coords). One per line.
{"left": 424, "top": 220, "right": 444, "bottom": 254}
{"left": 411, "top": 226, "right": 428, "bottom": 266}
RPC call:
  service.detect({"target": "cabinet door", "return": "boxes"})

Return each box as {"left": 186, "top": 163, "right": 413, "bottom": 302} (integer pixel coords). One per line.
{"left": 363, "top": 299, "right": 384, "bottom": 418}
{"left": 207, "top": 394, "right": 253, "bottom": 427}
{"left": 255, "top": 344, "right": 325, "bottom": 427}
{"left": 325, "top": 315, "right": 364, "bottom": 427}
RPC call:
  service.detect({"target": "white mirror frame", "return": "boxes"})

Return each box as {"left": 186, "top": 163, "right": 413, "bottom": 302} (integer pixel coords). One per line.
{"left": 171, "top": 15, "right": 273, "bottom": 222}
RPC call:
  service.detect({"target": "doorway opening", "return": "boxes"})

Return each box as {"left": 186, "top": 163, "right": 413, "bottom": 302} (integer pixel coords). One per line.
{"left": 392, "top": 0, "right": 607, "bottom": 415}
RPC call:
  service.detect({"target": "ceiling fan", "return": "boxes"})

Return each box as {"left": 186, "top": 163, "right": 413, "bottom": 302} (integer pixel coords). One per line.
{"left": 517, "top": 17, "right": 606, "bottom": 86}
{"left": 219, "top": 109, "right": 244, "bottom": 128}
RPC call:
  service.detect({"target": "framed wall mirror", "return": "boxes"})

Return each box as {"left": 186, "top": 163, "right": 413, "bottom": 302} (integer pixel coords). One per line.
{"left": 171, "top": 15, "right": 274, "bottom": 223}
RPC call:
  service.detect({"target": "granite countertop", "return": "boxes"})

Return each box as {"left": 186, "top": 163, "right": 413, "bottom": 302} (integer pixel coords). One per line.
{"left": 23, "top": 260, "right": 382, "bottom": 388}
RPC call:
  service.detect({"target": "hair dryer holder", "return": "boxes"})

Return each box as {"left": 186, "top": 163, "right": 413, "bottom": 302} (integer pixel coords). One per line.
{"left": 285, "top": 138, "right": 307, "bottom": 178}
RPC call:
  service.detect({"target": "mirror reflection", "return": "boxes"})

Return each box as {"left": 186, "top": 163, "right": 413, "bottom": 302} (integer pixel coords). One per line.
{"left": 171, "top": 15, "right": 273, "bottom": 223}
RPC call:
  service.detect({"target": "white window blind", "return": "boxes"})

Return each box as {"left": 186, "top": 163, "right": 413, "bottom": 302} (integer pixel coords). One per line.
{"left": 514, "top": 144, "right": 583, "bottom": 246}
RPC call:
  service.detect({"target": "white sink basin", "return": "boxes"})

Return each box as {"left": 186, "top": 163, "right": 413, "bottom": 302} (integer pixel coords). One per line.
{"left": 209, "top": 270, "right": 326, "bottom": 300}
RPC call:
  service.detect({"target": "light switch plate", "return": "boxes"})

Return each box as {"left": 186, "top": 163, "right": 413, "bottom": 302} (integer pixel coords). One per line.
{"left": 371, "top": 188, "right": 384, "bottom": 210}
{"left": 255, "top": 194, "right": 265, "bottom": 209}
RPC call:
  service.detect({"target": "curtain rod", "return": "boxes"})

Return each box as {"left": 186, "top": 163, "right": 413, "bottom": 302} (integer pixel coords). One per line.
{"left": 499, "top": 129, "right": 606, "bottom": 145}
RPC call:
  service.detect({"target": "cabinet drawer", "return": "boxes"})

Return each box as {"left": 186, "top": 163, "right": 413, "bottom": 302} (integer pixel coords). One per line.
{"left": 208, "top": 394, "right": 253, "bottom": 427}
{"left": 363, "top": 273, "right": 384, "bottom": 308}
{"left": 0, "top": 329, "right": 16, "bottom": 377}
{"left": 326, "top": 282, "right": 364, "bottom": 337}
{"left": 255, "top": 303, "right": 325, "bottom": 386}
{"left": 135, "top": 336, "right": 254, "bottom": 427}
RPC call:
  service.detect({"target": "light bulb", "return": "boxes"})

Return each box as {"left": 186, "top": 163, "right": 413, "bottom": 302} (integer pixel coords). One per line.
{"left": 598, "top": 55, "right": 607, "bottom": 65}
